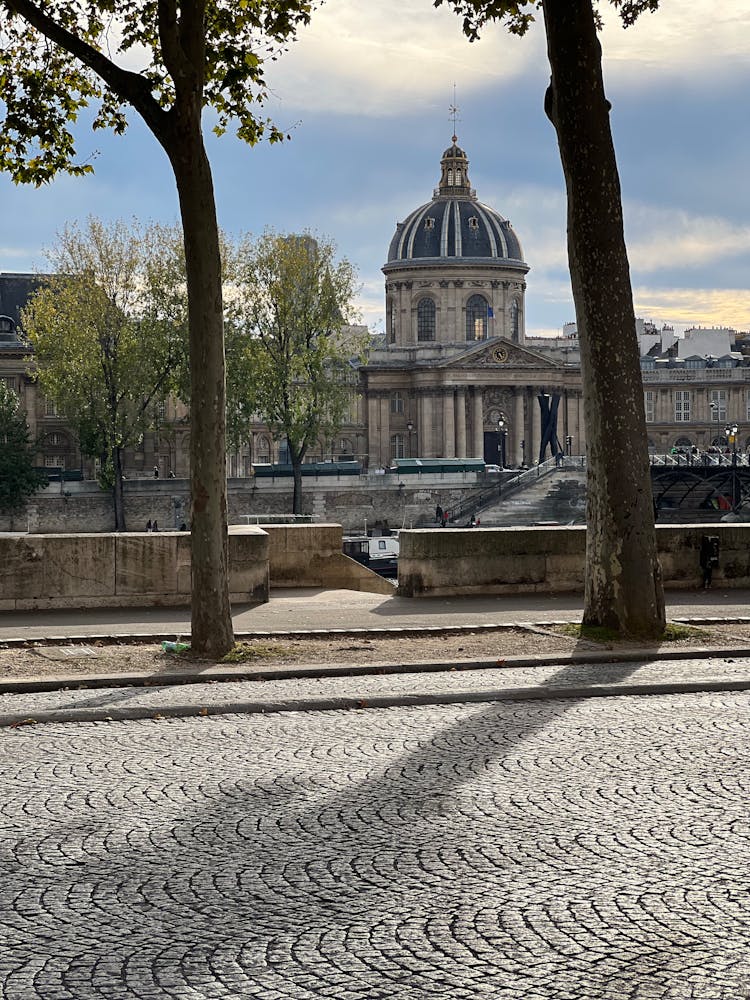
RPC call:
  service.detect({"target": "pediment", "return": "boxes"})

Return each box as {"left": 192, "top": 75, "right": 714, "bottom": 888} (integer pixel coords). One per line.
{"left": 437, "top": 338, "right": 562, "bottom": 370}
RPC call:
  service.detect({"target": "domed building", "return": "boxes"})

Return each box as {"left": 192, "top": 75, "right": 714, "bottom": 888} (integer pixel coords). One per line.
{"left": 361, "top": 139, "right": 584, "bottom": 469}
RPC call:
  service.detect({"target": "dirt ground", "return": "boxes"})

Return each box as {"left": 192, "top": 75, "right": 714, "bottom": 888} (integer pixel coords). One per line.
{"left": 2, "top": 622, "right": 750, "bottom": 682}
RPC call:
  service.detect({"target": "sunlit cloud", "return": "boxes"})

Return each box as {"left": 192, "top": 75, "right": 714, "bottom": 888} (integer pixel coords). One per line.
{"left": 633, "top": 286, "right": 750, "bottom": 332}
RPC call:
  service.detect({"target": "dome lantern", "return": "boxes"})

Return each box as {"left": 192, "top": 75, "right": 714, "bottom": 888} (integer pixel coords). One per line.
{"left": 437, "top": 137, "right": 472, "bottom": 197}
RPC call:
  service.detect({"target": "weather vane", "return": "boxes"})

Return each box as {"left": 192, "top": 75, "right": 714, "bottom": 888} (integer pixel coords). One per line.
{"left": 449, "top": 83, "right": 460, "bottom": 142}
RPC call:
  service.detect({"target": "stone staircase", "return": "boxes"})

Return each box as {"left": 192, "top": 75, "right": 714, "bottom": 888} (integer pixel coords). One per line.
{"left": 477, "top": 468, "right": 587, "bottom": 527}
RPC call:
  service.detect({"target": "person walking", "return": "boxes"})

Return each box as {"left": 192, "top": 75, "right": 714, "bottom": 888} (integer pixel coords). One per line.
{"left": 435, "top": 503, "right": 443, "bottom": 524}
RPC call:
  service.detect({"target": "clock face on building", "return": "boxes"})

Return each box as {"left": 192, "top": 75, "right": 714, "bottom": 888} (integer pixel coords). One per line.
{"left": 492, "top": 346, "right": 509, "bottom": 364}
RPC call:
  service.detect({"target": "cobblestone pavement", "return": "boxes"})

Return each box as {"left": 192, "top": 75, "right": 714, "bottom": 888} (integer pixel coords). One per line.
{"left": 3, "top": 691, "right": 750, "bottom": 999}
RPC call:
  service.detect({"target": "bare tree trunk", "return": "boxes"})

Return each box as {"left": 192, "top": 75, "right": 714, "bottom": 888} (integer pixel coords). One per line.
{"left": 168, "top": 119, "right": 234, "bottom": 657}
{"left": 542, "top": 0, "right": 665, "bottom": 637}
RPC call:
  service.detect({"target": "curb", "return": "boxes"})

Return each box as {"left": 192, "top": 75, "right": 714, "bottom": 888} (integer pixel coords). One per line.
{"left": 5, "top": 674, "right": 750, "bottom": 730}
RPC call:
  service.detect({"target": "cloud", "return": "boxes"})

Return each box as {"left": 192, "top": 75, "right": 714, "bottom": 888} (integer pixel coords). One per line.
{"left": 264, "top": 0, "right": 542, "bottom": 117}
{"left": 624, "top": 204, "right": 750, "bottom": 273}
{"left": 601, "top": 2, "right": 750, "bottom": 83}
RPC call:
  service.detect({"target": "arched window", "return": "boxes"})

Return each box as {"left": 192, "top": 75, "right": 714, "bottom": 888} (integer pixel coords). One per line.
{"left": 390, "top": 434, "right": 405, "bottom": 460}
{"left": 256, "top": 435, "right": 271, "bottom": 463}
{"left": 466, "top": 295, "right": 488, "bottom": 341}
{"left": 417, "top": 298, "right": 436, "bottom": 342}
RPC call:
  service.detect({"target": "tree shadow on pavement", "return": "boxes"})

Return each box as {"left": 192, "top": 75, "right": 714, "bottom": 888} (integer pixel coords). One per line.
{"left": 7, "top": 649, "right": 749, "bottom": 999}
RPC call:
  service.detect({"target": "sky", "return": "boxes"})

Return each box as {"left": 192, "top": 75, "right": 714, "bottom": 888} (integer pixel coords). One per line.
{"left": 1, "top": 0, "right": 749, "bottom": 338}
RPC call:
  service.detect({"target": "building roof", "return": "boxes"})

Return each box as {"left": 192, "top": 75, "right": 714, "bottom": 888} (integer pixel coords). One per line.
{"left": 386, "top": 140, "right": 526, "bottom": 269}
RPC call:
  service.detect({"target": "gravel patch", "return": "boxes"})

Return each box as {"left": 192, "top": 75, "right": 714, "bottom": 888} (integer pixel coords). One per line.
{"left": 0, "top": 623, "right": 744, "bottom": 682}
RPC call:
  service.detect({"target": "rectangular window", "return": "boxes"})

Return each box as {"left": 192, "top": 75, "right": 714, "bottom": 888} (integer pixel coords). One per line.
{"left": 390, "top": 393, "right": 404, "bottom": 414}
{"left": 709, "top": 389, "right": 727, "bottom": 422}
{"left": 2, "top": 376, "right": 17, "bottom": 393}
{"left": 44, "top": 455, "right": 64, "bottom": 469}
{"left": 45, "top": 397, "right": 57, "bottom": 416}
{"left": 674, "top": 390, "right": 691, "bottom": 422}
{"left": 746, "top": 390, "right": 750, "bottom": 423}
{"left": 644, "top": 391, "right": 656, "bottom": 423}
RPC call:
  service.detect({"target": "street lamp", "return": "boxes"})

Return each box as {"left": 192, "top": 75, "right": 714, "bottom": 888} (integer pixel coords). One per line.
{"left": 725, "top": 421, "right": 738, "bottom": 462}
{"left": 497, "top": 412, "right": 507, "bottom": 469}
{"left": 406, "top": 420, "right": 413, "bottom": 458}
{"left": 566, "top": 434, "right": 573, "bottom": 457}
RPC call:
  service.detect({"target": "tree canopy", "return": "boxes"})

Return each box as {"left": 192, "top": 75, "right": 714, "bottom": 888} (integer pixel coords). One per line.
{"left": 226, "top": 231, "right": 364, "bottom": 513}
{"left": 0, "top": 0, "right": 313, "bottom": 184}
{"left": 22, "top": 217, "right": 189, "bottom": 530}
{"left": 0, "top": 379, "right": 46, "bottom": 515}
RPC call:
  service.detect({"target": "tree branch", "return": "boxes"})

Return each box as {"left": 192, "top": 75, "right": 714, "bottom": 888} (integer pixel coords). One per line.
{"left": 2, "top": 0, "right": 168, "bottom": 132}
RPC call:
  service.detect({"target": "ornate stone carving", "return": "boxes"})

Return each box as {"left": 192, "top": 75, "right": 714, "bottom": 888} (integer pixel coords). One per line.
{"left": 439, "top": 280, "right": 449, "bottom": 288}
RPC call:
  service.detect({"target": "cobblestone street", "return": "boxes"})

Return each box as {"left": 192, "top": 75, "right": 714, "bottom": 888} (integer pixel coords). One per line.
{"left": 3, "top": 690, "right": 750, "bottom": 999}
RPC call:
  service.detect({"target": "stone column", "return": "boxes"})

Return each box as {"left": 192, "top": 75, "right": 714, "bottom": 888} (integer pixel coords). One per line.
{"left": 379, "top": 396, "right": 391, "bottom": 466}
{"left": 455, "top": 389, "right": 467, "bottom": 457}
{"left": 418, "top": 393, "right": 435, "bottom": 457}
{"left": 472, "top": 389, "right": 484, "bottom": 458}
{"left": 367, "top": 395, "right": 380, "bottom": 469}
{"left": 443, "top": 389, "right": 455, "bottom": 457}
{"left": 513, "top": 390, "right": 524, "bottom": 467}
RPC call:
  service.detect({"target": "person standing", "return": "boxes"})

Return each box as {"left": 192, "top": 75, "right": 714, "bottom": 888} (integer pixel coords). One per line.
{"left": 435, "top": 503, "right": 443, "bottom": 524}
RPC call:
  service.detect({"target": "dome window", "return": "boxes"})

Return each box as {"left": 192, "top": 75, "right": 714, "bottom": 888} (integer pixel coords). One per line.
{"left": 417, "top": 298, "right": 436, "bottom": 342}
{"left": 468, "top": 216, "right": 479, "bottom": 230}
{"left": 466, "top": 294, "right": 489, "bottom": 342}
{"left": 424, "top": 217, "right": 435, "bottom": 231}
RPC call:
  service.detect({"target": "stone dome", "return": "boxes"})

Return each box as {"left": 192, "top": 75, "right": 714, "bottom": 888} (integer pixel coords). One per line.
{"left": 386, "top": 140, "right": 525, "bottom": 268}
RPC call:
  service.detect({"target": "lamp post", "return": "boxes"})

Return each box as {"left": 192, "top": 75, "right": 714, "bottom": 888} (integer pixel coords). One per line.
{"left": 725, "top": 421, "right": 739, "bottom": 509}
{"left": 566, "top": 434, "right": 573, "bottom": 457}
{"left": 406, "top": 420, "right": 413, "bottom": 458}
{"left": 497, "top": 412, "right": 507, "bottom": 469}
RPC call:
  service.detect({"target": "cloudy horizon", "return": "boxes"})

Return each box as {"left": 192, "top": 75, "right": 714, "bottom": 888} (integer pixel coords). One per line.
{"left": 1, "top": 0, "right": 748, "bottom": 338}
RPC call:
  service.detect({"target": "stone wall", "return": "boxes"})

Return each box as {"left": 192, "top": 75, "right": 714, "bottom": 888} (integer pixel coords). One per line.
{"left": 263, "top": 524, "right": 393, "bottom": 595}
{"left": 0, "top": 526, "right": 269, "bottom": 611}
{"left": 397, "top": 523, "right": 750, "bottom": 596}
{"left": 0, "top": 523, "right": 391, "bottom": 611}
{"left": 0, "top": 476, "right": 478, "bottom": 534}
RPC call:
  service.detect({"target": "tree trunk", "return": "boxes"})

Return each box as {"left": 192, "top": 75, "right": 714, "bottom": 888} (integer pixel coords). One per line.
{"left": 291, "top": 453, "right": 303, "bottom": 515}
{"left": 167, "top": 117, "right": 234, "bottom": 658}
{"left": 542, "top": 0, "right": 665, "bottom": 637}
{"left": 113, "top": 446, "right": 126, "bottom": 532}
